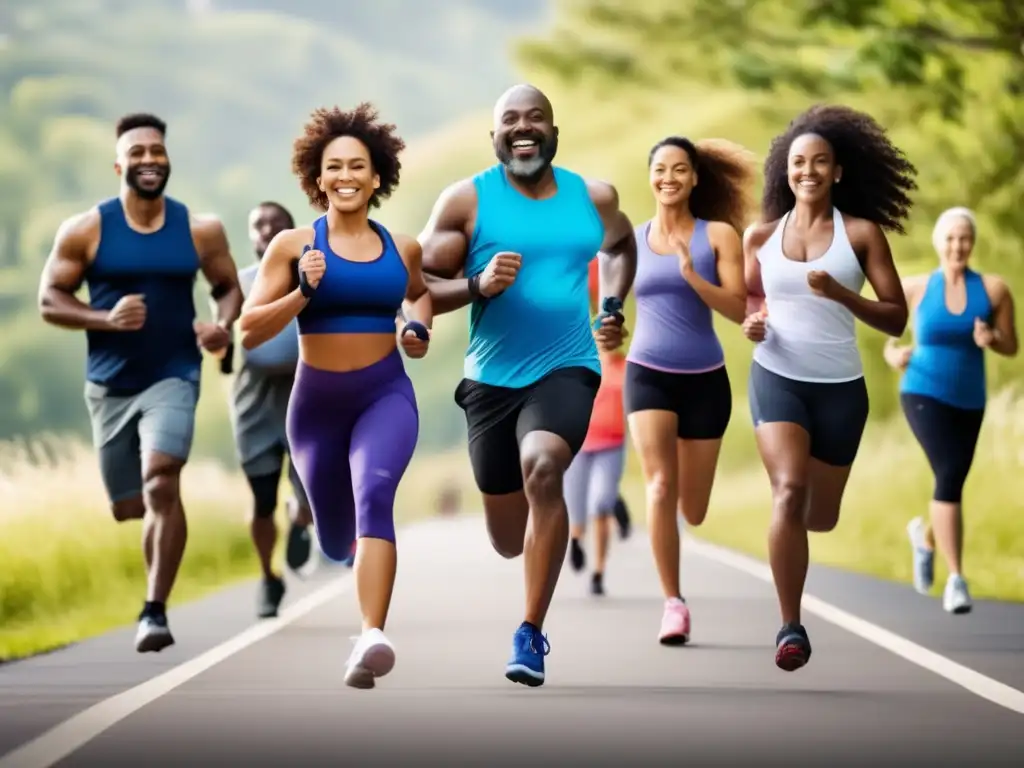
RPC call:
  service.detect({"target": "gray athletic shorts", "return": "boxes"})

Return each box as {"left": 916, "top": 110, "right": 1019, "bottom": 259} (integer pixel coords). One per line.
{"left": 84, "top": 377, "right": 199, "bottom": 503}
{"left": 230, "top": 370, "right": 308, "bottom": 507}
{"left": 563, "top": 444, "right": 626, "bottom": 528}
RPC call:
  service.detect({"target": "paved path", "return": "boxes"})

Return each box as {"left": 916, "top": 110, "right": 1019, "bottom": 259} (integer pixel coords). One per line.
{"left": 1, "top": 515, "right": 1022, "bottom": 766}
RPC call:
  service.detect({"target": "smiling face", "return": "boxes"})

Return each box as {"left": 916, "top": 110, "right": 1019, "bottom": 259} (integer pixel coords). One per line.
{"left": 115, "top": 127, "right": 171, "bottom": 200}
{"left": 787, "top": 132, "right": 839, "bottom": 206}
{"left": 491, "top": 86, "right": 558, "bottom": 181}
{"left": 318, "top": 135, "right": 380, "bottom": 213}
{"left": 248, "top": 204, "right": 292, "bottom": 259}
{"left": 649, "top": 143, "right": 697, "bottom": 208}
{"left": 937, "top": 215, "right": 975, "bottom": 274}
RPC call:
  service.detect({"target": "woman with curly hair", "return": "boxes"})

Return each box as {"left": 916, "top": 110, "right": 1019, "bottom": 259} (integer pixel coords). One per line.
{"left": 238, "top": 103, "right": 432, "bottom": 689}
{"left": 625, "top": 136, "right": 756, "bottom": 645}
{"left": 742, "top": 104, "right": 916, "bottom": 671}
{"left": 884, "top": 207, "right": 1018, "bottom": 615}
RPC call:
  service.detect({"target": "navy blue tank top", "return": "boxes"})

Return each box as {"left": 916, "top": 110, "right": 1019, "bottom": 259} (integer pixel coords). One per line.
{"left": 297, "top": 216, "right": 409, "bottom": 335}
{"left": 84, "top": 197, "right": 202, "bottom": 394}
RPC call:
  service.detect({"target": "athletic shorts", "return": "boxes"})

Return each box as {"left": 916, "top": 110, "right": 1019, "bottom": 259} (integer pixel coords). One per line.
{"left": 454, "top": 366, "right": 601, "bottom": 495}
{"left": 563, "top": 444, "right": 626, "bottom": 528}
{"left": 748, "top": 361, "right": 868, "bottom": 467}
{"left": 84, "top": 377, "right": 198, "bottom": 503}
{"left": 900, "top": 393, "right": 984, "bottom": 503}
{"left": 624, "top": 362, "right": 732, "bottom": 440}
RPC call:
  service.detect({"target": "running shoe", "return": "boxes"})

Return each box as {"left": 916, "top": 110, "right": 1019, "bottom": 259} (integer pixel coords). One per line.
{"left": 135, "top": 611, "right": 174, "bottom": 653}
{"left": 613, "top": 496, "right": 631, "bottom": 539}
{"left": 775, "top": 622, "right": 811, "bottom": 671}
{"left": 505, "top": 621, "right": 550, "bottom": 687}
{"left": 943, "top": 574, "right": 973, "bottom": 614}
{"left": 906, "top": 516, "right": 934, "bottom": 594}
{"left": 286, "top": 521, "right": 319, "bottom": 577}
{"left": 658, "top": 597, "right": 691, "bottom": 645}
{"left": 590, "top": 572, "right": 604, "bottom": 596}
{"left": 344, "top": 628, "right": 396, "bottom": 689}
{"left": 569, "top": 537, "right": 585, "bottom": 572}
{"left": 257, "top": 574, "right": 285, "bottom": 619}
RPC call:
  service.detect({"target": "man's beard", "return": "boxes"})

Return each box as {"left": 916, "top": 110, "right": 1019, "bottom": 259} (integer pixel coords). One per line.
{"left": 126, "top": 163, "right": 171, "bottom": 200}
{"left": 496, "top": 134, "right": 558, "bottom": 183}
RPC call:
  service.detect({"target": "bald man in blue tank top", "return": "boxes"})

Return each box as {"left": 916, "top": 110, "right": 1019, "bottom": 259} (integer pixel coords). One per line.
{"left": 420, "top": 84, "right": 638, "bottom": 687}
{"left": 38, "top": 113, "right": 243, "bottom": 654}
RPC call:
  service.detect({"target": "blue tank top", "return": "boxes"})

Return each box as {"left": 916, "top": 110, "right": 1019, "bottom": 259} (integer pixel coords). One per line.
{"left": 900, "top": 268, "right": 992, "bottom": 410}
{"left": 297, "top": 217, "right": 408, "bottom": 335}
{"left": 627, "top": 219, "right": 724, "bottom": 373}
{"left": 464, "top": 164, "right": 605, "bottom": 388}
{"left": 84, "top": 197, "right": 201, "bottom": 394}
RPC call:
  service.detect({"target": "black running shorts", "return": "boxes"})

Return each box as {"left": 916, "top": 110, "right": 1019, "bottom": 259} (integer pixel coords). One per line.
{"left": 454, "top": 366, "right": 601, "bottom": 495}
{"left": 624, "top": 362, "right": 732, "bottom": 440}
{"left": 748, "top": 361, "right": 869, "bottom": 467}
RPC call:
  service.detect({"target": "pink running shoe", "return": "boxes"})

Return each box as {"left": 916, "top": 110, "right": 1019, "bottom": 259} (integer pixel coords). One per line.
{"left": 658, "top": 598, "right": 691, "bottom": 645}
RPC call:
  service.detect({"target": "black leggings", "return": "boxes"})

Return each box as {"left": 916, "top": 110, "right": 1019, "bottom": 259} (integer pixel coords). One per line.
{"left": 900, "top": 393, "right": 985, "bottom": 503}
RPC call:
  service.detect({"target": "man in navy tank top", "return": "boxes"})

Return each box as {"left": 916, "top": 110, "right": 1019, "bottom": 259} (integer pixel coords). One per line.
{"left": 419, "top": 84, "right": 638, "bottom": 687}
{"left": 38, "top": 113, "right": 243, "bottom": 654}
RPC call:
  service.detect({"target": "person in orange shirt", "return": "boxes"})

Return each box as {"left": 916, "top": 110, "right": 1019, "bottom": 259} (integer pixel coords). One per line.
{"left": 564, "top": 260, "right": 631, "bottom": 595}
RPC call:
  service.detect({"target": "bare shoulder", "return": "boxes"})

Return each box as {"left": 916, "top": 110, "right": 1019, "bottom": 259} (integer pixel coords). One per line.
{"left": 843, "top": 214, "right": 887, "bottom": 246}
{"left": 707, "top": 219, "right": 741, "bottom": 242}
{"left": 269, "top": 226, "right": 315, "bottom": 259}
{"left": 982, "top": 272, "right": 1012, "bottom": 302}
{"left": 433, "top": 178, "right": 478, "bottom": 218}
{"left": 56, "top": 207, "right": 101, "bottom": 244}
{"left": 742, "top": 219, "right": 778, "bottom": 253}
{"left": 583, "top": 177, "right": 618, "bottom": 211}
{"left": 190, "top": 211, "right": 228, "bottom": 239}
{"left": 392, "top": 232, "right": 423, "bottom": 263}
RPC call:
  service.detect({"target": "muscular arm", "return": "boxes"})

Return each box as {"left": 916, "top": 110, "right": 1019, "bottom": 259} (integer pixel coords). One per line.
{"left": 588, "top": 180, "right": 636, "bottom": 303}
{"left": 395, "top": 235, "right": 433, "bottom": 329}
{"left": 986, "top": 276, "right": 1018, "bottom": 356}
{"left": 194, "top": 216, "right": 243, "bottom": 329}
{"left": 685, "top": 221, "right": 746, "bottom": 324}
{"left": 419, "top": 180, "right": 476, "bottom": 315}
{"left": 827, "top": 219, "right": 908, "bottom": 337}
{"left": 38, "top": 210, "right": 113, "bottom": 331}
{"left": 743, "top": 223, "right": 770, "bottom": 316}
{"left": 238, "top": 229, "right": 309, "bottom": 350}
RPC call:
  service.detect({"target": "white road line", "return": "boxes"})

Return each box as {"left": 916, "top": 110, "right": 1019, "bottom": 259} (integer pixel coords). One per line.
{"left": 0, "top": 574, "right": 354, "bottom": 768}
{"left": 685, "top": 535, "right": 1024, "bottom": 716}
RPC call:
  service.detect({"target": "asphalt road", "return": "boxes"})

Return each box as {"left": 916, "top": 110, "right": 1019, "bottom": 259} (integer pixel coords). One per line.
{"left": 1, "top": 514, "right": 1022, "bottom": 767}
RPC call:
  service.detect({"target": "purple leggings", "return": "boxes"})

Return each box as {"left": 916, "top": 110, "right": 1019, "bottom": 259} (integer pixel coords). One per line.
{"left": 286, "top": 350, "right": 419, "bottom": 561}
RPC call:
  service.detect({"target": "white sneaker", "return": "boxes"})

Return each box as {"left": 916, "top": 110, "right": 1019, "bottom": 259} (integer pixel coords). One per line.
{"left": 344, "top": 628, "right": 396, "bottom": 689}
{"left": 943, "top": 574, "right": 973, "bottom": 615}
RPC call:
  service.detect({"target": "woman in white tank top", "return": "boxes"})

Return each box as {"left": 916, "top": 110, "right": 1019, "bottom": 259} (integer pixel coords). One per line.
{"left": 741, "top": 104, "right": 917, "bottom": 673}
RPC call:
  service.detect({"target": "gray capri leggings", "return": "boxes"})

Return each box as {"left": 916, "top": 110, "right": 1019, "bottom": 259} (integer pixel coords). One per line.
{"left": 563, "top": 444, "right": 627, "bottom": 529}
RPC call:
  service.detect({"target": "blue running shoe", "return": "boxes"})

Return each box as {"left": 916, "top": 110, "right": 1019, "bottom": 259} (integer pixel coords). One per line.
{"left": 906, "top": 517, "right": 934, "bottom": 594}
{"left": 505, "top": 622, "right": 550, "bottom": 687}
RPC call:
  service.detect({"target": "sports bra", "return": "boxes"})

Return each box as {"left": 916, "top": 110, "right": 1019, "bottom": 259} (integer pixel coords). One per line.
{"left": 297, "top": 216, "right": 409, "bottom": 335}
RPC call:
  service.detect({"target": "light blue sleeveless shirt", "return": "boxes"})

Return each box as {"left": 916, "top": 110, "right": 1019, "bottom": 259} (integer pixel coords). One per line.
{"left": 463, "top": 164, "right": 605, "bottom": 388}
{"left": 237, "top": 264, "right": 299, "bottom": 374}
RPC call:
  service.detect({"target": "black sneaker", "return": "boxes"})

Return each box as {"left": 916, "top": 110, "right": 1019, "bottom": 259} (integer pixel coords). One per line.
{"left": 613, "top": 496, "right": 631, "bottom": 540}
{"left": 775, "top": 622, "right": 812, "bottom": 671}
{"left": 590, "top": 572, "right": 605, "bottom": 596}
{"left": 285, "top": 522, "right": 315, "bottom": 576}
{"left": 569, "top": 537, "right": 586, "bottom": 572}
{"left": 257, "top": 575, "right": 286, "bottom": 619}
{"left": 135, "top": 611, "right": 174, "bottom": 653}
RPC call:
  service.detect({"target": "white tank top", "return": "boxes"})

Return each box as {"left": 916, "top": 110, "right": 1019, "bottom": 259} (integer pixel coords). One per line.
{"left": 753, "top": 207, "right": 866, "bottom": 383}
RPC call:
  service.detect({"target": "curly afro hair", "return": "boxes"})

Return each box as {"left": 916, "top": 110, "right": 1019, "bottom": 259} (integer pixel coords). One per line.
{"left": 291, "top": 102, "right": 405, "bottom": 211}
{"left": 649, "top": 136, "right": 757, "bottom": 233}
{"left": 761, "top": 104, "right": 918, "bottom": 233}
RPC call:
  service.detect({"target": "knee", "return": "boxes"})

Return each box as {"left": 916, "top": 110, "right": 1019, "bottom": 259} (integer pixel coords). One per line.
{"left": 522, "top": 453, "right": 564, "bottom": 507}
{"left": 645, "top": 471, "right": 675, "bottom": 512}
{"left": 771, "top": 477, "right": 808, "bottom": 525}
{"left": 111, "top": 497, "right": 145, "bottom": 522}
{"left": 355, "top": 474, "right": 397, "bottom": 542}
{"left": 488, "top": 531, "right": 524, "bottom": 559}
{"left": 143, "top": 470, "right": 181, "bottom": 514}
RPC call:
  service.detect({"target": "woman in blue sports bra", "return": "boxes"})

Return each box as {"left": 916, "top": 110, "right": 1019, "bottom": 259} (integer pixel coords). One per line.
{"left": 238, "top": 103, "right": 433, "bottom": 690}
{"left": 884, "top": 206, "right": 1018, "bottom": 616}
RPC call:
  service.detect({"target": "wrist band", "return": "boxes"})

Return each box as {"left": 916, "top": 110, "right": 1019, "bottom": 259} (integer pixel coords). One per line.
{"left": 298, "top": 244, "right": 317, "bottom": 298}
{"left": 467, "top": 274, "right": 482, "bottom": 299}
{"left": 402, "top": 320, "right": 430, "bottom": 341}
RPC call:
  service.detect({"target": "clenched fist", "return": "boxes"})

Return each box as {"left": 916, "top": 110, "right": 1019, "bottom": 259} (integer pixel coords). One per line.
{"left": 743, "top": 308, "right": 768, "bottom": 342}
{"left": 298, "top": 244, "right": 326, "bottom": 294}
{"left": 479, "top": 251, "right": 521, "bottom": 297}
{"left": 107, "top": 294, "right": 146, "bottom": 331}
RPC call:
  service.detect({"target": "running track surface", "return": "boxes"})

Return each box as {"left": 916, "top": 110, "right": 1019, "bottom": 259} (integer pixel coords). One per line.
{"left": 1, "top": 515, "right": 1022, "bottom": 766}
